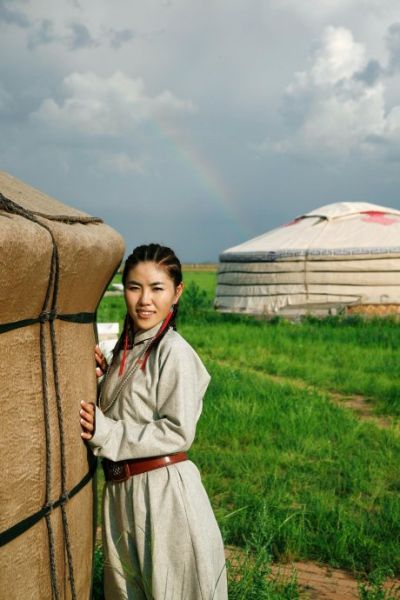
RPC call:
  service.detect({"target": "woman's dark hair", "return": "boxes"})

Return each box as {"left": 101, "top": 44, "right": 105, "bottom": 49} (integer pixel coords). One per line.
{"left": 112, "top": 243, "right": 182, "bottom": 364}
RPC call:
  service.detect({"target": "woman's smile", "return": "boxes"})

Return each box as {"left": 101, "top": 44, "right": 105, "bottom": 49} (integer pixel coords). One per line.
{"left": 136, "top": 309, "right": 156, "bottom": 319}
{"left": 124, "top": 261, "right": 183, "bottom": 332}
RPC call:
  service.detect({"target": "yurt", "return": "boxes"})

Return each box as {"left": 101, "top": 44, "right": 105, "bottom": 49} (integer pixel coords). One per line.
{"left": 0, "top": 171, "right": 125, "bottom": 599}
{"left": 215, "top": 202, "right": 400, "bottom": 317}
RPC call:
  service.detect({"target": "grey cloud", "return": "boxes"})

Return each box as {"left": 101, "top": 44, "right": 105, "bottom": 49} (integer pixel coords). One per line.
{"left": 109, "top": 29, "right": 135, "bottom": 49}
{"left": 271, "top": 25, "right": 400, "bottom": 159}
{"left": 30, "top": 22, "right": 128, "bottom": 52}
{"left": 68, "top": 22, "right": 98, "bottom": 50}
{"left": 364, "top": 133, "right": 386, "bottom": 146}
{"left": 107, "top": 27, "right": 165, "bottom": 49}
{"left": 3, "top": 2, "right": 400, "bottom": 261}
{"left": 353, "top": 23, "right": 400, "bottom": 83}
{"left": 280, "top": 87, "right": 314, "bottom": 132}
{"left": 366, "top": 132, "right": 400, "bottom": 163}
{"left": 354, "top": 59, "right": 384, "bottom": 86}
{"left": 0, "top": 82, "right": 11, "bottom": 112}
{"left": 28, "top": 20, "right": 98, "bottom": 51}
{"left": 0, "top": 0, "right": 29, "bottom": 28}
{"left": 32, "top": 71, "right": 196, "bottom": 136}
{"left": 386, "top": 22, "right": 400, "bottom": 72}
{"left": 28, "top": 19, "right": 56, "bottom": 49}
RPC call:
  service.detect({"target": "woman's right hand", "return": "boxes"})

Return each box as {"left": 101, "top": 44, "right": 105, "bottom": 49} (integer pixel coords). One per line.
{"left": 80, "top": 401, "right": 95, "bottom": 440}
{"left": 95, "top": 344, "right": 108, "bottom": 378}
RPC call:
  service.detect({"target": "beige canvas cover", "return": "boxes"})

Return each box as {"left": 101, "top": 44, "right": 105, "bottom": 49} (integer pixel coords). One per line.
{"left": 216, "top": 202, "right": 400, "bottom": 315}
{"left": 0, "top": 171, "right": 125, "bottom": 599}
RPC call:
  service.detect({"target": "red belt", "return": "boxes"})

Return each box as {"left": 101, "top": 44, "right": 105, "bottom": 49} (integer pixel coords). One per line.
{"left": 102, "top": 452, "right": 188, "bottom": 483}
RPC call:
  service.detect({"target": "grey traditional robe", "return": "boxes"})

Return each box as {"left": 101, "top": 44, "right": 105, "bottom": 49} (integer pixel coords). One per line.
{"left": 89, "top": 324, "right": 227, "bottom": 600}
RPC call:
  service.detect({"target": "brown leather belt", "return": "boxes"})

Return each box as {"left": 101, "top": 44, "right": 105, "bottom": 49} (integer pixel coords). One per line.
{"left": 102, "top": 452, "right": 188, "bottom": 483}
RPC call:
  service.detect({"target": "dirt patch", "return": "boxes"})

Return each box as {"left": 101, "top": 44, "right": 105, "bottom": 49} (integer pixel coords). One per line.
{"left": 347, "top": 304, "right": 400, "bottom": 317}
{"left": 328, "top": 391, "right": 399, "bottom": 431}
{"left": 182, "top": 263, "right": 217, "bottom": 271}
{"left": 271, "top": 560, "right": 359, "bottom": 599}
{"left": 225, "top": 547, "right": 400, "bottom": 599}
{"left": 270, "top": 560, "right": 400, "bottom": 599}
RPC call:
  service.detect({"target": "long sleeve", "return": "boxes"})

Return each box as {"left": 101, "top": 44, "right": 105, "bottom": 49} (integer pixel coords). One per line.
{"left": 88, "top": 337, "right": 210, "bottom": 461}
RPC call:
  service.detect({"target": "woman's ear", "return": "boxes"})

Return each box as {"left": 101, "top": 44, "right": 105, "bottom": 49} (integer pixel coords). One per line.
{"left": 174, "top": 282, "right": 184, "bottom": 304}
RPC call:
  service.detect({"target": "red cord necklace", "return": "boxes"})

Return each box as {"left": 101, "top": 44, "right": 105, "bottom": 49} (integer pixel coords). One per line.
{"left": 118, "top": 309, "right": 174, "bottom": 377}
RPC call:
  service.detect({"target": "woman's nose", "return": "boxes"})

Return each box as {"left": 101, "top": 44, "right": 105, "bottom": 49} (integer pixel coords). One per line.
{"left": 139, "top": 289, "right": 151, "bottom": 304}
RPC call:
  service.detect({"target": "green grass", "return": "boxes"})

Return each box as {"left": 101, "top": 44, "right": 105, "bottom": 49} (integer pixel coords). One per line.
{"left": 97, "top": 294, "right": 125, "bottom": 326}
{"left": 95, "top": 270, "right": 400, "bottom": 588}
{"left": 192, "top": 361, "right": 400, "bottom": 574}
{"left": 154, "top": 269, "right": 400, "bottom": 416}
{"left": 182, "top": 314, "right": 400, "bottom": 416}
{"left": 182, "top": 270, "right": 216, "bottom": 297}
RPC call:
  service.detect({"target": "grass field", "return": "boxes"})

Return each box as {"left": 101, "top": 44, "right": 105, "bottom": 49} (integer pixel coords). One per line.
{"left": 95, "top": 270, "right": 400, "bottom": 598}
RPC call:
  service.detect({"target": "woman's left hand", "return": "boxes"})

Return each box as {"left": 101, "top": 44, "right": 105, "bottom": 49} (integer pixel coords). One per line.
{"left": 80, "top": 400, "right": 95, "bottom": 440}
{"left": 95, "top": 344, "right": 107, "bottom": 378}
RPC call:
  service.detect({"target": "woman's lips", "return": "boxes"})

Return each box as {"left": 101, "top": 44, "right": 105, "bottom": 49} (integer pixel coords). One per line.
{"left": 136, "top": 310, "right": 155, "bottom": 319}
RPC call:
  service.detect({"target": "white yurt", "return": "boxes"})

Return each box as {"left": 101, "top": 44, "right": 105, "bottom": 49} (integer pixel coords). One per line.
{"left": 215, "top": 202, "right": 400, "bottom": 317}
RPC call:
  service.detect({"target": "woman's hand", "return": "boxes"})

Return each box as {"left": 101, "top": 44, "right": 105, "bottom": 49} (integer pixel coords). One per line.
{"left": 80, "top": 400, "right": 95, "bottom": 440}
{"left": 95, "top": 344, "right": 107, "bottom": 378}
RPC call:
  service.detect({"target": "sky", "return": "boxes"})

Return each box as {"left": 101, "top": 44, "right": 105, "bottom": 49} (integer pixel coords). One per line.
{"left": 1, "top": 0, "right": 400, "bottom": 261}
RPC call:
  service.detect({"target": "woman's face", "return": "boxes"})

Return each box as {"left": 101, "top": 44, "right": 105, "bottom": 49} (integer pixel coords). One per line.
{"left": 124, "top": 261, "right": 183, "bottom": 332}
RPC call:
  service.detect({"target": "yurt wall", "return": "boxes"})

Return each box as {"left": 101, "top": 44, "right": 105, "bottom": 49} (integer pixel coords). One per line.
{"left": 215, "top": 203, "right": 400, "bottom": 317}
{"left": 0, "top": 171, "right": 125, "bottom": 600}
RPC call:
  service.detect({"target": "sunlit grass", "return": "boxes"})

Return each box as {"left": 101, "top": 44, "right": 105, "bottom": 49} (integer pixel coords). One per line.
{"left": 182, "top": 314, "right": 400, "bottom": 415}
{"left": 193, "top": 361, "right": 400, "bottom": 574}
{"left": 95, "top": 270, "right": 400, "bottom": 582}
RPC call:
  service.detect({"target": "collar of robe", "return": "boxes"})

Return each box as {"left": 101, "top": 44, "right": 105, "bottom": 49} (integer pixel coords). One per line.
{"left": 133, "top": 321, "right": 168, "bottom": 345}
{"left": 100, "top": 317, "right": 172, "bottom": 413}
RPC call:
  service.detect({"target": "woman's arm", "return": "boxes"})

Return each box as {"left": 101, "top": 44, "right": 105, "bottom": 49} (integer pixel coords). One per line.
{"left": 86, "top": 339, "right": 210, "bottom": 461}
{"left": 80, "top": 345, "right": 108, "bottom": 439}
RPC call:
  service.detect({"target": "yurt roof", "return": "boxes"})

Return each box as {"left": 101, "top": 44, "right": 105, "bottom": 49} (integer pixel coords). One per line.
{"left": 0, "top": 170, "right": 93, "bottom": 220}
{"left": 221, "top": 202, "right": 400, "bottom": 261}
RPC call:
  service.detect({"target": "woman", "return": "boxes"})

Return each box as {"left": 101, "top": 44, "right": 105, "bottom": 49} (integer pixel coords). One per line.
{"left": 80, "top": 244, "right": 227, "bottom": 600}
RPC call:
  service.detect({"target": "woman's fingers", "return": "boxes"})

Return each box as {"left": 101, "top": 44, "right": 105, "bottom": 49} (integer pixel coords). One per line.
{"left": 94, "top": 346, "right": 107, "bottom": 373}
{"left": 81, "top": 400, "right": 95, "bottom": 413}
{"left": 80, "top": 416, "right": 94, "bottom": 427}
{"left": 95, "top": 350, "right": 104, "bottom": 363}
{"left": 80, "top": 401, "right": 95, "bottom": 439}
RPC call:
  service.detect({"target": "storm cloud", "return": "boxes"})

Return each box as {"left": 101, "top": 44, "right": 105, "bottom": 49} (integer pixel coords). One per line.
{"left": 1, "top": 1, "right": 400, "bottom": 260}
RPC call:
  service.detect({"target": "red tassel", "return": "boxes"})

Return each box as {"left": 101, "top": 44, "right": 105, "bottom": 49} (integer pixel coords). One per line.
{"left": 140, "top": 310, "right": 174, "bottom": 372}
{"left": 118, "top": 325, "right": 129, "bottom": 377}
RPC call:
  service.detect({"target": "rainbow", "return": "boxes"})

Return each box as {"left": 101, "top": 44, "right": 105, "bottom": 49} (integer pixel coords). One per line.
{"left": 154, "top": 119, "right": 252, "bottom": 240}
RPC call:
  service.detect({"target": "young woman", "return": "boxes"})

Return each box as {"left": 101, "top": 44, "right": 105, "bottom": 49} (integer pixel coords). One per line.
{"left": 80, "top": 244, "right": 227, "bottom": 600}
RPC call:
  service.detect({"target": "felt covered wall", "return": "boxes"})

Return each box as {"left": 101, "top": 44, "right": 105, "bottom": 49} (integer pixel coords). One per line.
{"left": 0, "top": 171, "right": 125, "bottom": 599}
